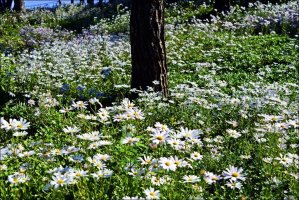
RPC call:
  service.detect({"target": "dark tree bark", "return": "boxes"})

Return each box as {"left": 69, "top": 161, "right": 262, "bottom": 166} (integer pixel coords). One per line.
{"left": 214, "top": 0, "right": 230, "bottom": 13}
{"left": 0, "top": 0, "right": 13, "bottom": 12}
{"left": 71, "top": 0, "right": 74, "bottom": 4}
{"left": 130, "top": 0, "right": 168, "bottom": 97}
{"left": 13, "top": 0, "right": 25, "bottom": 12}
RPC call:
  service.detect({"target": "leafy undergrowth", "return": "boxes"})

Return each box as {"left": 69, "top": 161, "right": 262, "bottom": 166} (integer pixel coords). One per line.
{"left": 0, "top": 1, "right": 298, "bottom": 200}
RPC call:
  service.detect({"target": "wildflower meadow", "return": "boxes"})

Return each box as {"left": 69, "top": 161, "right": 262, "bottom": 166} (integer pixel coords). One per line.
{"left": 0, "top": 1, "right": 298, "bottom": 199}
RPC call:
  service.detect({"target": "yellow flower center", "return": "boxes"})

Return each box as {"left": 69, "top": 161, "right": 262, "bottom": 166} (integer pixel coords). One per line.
{"left": 17, "top": 124, "right": 23, "bottom": 129}
{"left": 13, "top": 177, "right": 19, "bottom": 183}
{"left": 165, "top": 161, "right": 171, "bottom": 166}
{"left": 150, "top": 192, "right": 155, "bottom": 197}
{"left": 145, "top": 160, "right": 151, "bottom": 164}
{"left": 232, "top": 172, "right": 239, "bottom": 177}
{"left": 57, "top": 179, "right": 64, "bottom": 184}
{"left": 157, "top": 136, "right": 164, "bottom": 141}
{"left": 76, "top": 173, "right": 81, "bottom": 177}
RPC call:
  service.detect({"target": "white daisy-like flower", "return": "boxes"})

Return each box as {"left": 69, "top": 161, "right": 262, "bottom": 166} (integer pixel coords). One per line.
{"left": 150, "top": 131, "right": 169, "bottom": 145}
{"left": 13, "top": 131, "right": 28, "bottom": 137}
{"left": 63, "top": 126, "right": 80, "bottom": 134}
{"left": 8, "top": 172, "right": 29, "bottom": 185}
{"left": 121, "top": 136, "right": 140, "bottom": 146}
{"left": 70, "top": 169, "right": 88, "bottom": 179}
{"left": 77, "top": 131, "right": 102, "bottom": 141}
{"left": 97, "top": 108, "right": 110, "bottom": 122}
{"left": 139, "top": 155, "right": 153, "bottom": 166}
{"left": 159, "top": 157, "right": 177, "bottom": 171}
{"left": 122, "top": 196, "right": 141, "bottom": 200}
{"left": 144, "top": 187, "right": 160, "bottom": 199}
{"left": 275, "top": 154, "right": 293, "bottom": 167}
{"left": 89, "top": 97, "right": 101, "bottom": 105}
{"left": 14, "top": 118, "right": 30, "bottom": 130}
{"left": 94, "top": 153, "right": 111, "bottom": 162}
{"left": 226, "top": 129, "right": 241, "bottom": 138}
{"left": 0, "top": 164, "right": 8, "bottom": 171}
{"left": 222, "top": 166, "right": 246, "bottom": 182}
{"left": 182, "top": 175, "right": 200, "bottom": 183}
{"left": 190, "top": 152, "right": 203, "bottom": 161}
{"left": 204, "top": 172, "right": 220, "bottom": 184}
{"left": 225, "top": 179, "right": 243, "bottom": 190}
{"left": 50, "top": 173, "right": 70, "bottom": 189}
{"left": 154, "top": 122, "right": 169, "bottom": 132}
{"left": 167, "top": 138, "right": 184, "bottom": 150}
{"left": 71, "top": 101, "right": 88, "bottom": 110}
{"left": 0, "top": 117, "right": 14, "bottom": 131}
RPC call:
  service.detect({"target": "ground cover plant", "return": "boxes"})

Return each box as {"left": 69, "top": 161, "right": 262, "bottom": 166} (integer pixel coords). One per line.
{"left": 0, "top": 1, "right": 298, "bottom": 199}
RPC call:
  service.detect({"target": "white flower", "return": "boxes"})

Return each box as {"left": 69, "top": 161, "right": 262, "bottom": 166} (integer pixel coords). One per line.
{"left": 150, "top": 131, "right": 169, "bottom": 145}
{"left": 222, "top": 166, "right": 246, "bottom": 182}
{"left": 50, "top": 173, "right": 70, "bottom": 189}
{"left": 122, "top": 196, "right": 141, "bottom": 200}
{"left": 190, "top": 152, "right": 203, "bottom": 161}
{"left": 159, "top": 157, "right": 176, "bottom": 171}
{"left": 262, "top": 115, "right": 284, "bottom": 123}
{"left": 121, "top": 98, "right": 135, "bottom": 110}
{"left": 13, "top": 118, "right": 30, "bottom": 130}
{"left": 182, "top": 175, "right": 200, "bottom": 183}
{"left": 8, "top": 172, "right": 29, "bottom": 185}
{"left": 71, "top": 101, "right": 88, "bottom": 110}
{"left": 226, "top": 129, "right": 241, "bottom": 138}
{"left": 59, "top": 107, "right": 73, "bottom": 113}
{"left": 89, "top": 97, "right": 101, "bottom": 105}
{"left": 77, "top": 131, "right": 102, "bottom": 141}
{"left": 97, "top": 108, "right": 110, "bottom": 122}
{"left": 18, "top": 150, "right": 35, "bottom": 158}
{"left": 144, "top": 187, "right": 160, "bottom": 199}
{"left": 129, "top": 108, "right": 145, "bottom": 120}
{"left": 204, "top": 172, "right": 220, "bottom": 184}
{"left": 225, "top": 180, "right": 243, "bottom": 189}
{"left": 0, "top": 164, "right": 8, "bottom": 171}
{"left": 63, "top": 126, "right": 80, "bottom": 134}
{"left": 0, "top": 117, "right": 14, "bottom": 131}
{"left": 154, "top": 122, "right": 169, "bottom": 132}
{"left": 151, "top": 176, "right": 167, "bottom": 186}
{"left": 275, "top": 154, "right": 293, "bottom": 167}
{"left": 122, "top": 136, "right": 140, "bottom": 146}
{"left": 28, "top": 99, "right": 36, "bottom": 106}
{"left": 178, "top": 127, "right": 201, "bottom": 139}
{"left": 167, "top": 138, "right": 184, "bottom": 150}
{"left": 13, "top": 131, "right": 28, "bottom": 137}
{"left": 1, "top": 118, "right": 30, "bottom": 131}
{"left": 70, "top": 169, "right": 88, "bottom": 179}
{"left": 94, "top": 153, "right": 111, "bottom": 162}
{"left": 138, "top": 155, "right": 153, "bottom": 166}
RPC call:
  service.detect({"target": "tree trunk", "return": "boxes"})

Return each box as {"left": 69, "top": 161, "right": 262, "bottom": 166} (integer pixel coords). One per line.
{"left": 13, "top": 0, "right": 25, "bottom": 12}
{"left": 71, "top": 0, "right": 74, "bottom": 4}
{"left": 214, "top": 0, "right": 230, "bottom": 13}
{"left": 130, "top": 0, "right": 168, "bottom": 97}
{"left": 87, "top": 0, "right": 94, "bottom": 5}
{"left": 0, "top": 0, "right": 13, "bottom": 11}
